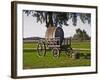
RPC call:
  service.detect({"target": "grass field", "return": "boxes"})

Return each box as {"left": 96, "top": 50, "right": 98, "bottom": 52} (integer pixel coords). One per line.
{"left": 23, "top": 40, "right": 91, "bottom": 69}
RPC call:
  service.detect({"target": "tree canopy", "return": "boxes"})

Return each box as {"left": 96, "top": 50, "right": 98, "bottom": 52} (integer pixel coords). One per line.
{"left": 23, "top": 10, "right": 91, "bottom": 28}
{"left": 72, "top": 28, "right": 90, "bottom": 41}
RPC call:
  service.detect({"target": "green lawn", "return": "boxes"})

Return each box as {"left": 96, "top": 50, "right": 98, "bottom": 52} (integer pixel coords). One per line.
{"left": 71, "top": 40, "right": 90, "bottom": 49}
{"left": 23, "top": 40, "right": 91, "bottom": 69}
{"left": 23, "top": 50, "right": 90, "bottom": 69}
{"left": 23, "top": 40, "right": 90, "bottom": 49}
{"left": 23, "top": 42, "right": 37, "bottom": 49}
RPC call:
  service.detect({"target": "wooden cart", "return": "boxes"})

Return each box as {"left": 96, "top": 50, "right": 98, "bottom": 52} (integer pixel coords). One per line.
{"left": 37, "top": 37, "right": 73, "bottom": 57}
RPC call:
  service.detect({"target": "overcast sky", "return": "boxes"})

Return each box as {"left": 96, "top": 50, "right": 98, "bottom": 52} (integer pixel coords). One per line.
{"left": 23, "top": 12, "right": 91, "bottom": 38}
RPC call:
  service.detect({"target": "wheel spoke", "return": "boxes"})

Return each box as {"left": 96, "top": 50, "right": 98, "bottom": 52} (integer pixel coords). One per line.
{"left": 52, "top": 48, "right": 59, "bottom": 57}
{"left": 37, "top": 42, "right": 46, "bottom": 57}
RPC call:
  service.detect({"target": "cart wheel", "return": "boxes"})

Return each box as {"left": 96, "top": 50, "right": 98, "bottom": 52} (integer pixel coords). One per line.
{"left": 67, "top": 47, "right": 73, "bottom": 57}
{"left": 52, "top": 48, "right": 60, "bottom": 58}
{"left": 37, "top": 42, "right": 46, "bottom": 57}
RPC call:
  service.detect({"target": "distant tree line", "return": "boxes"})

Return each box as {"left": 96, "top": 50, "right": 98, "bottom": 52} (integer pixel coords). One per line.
{"left": 72, "top": 28, "right": 90, "bottom": 41}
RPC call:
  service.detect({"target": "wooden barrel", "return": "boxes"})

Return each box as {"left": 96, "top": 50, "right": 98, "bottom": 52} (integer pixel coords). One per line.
{"left": 45, "top": 26, "right": 64, "bottom": 45}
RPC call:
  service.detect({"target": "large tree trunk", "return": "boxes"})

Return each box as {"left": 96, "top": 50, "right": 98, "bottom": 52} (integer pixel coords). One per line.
{"left": 45, "top": 12, "right": 64, "bottom": 45}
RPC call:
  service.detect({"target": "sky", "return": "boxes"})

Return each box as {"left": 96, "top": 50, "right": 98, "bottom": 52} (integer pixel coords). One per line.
{"left": 23, "top": 12, "right": 91, "bottom": 38}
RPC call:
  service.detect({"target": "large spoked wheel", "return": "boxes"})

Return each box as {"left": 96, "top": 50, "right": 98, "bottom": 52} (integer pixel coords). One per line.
{"left": 67, "top": 46, "right": 73, "bottom": 58}
{"left": 37, "top": 42, "right": 46, "bottom": 57}
{"left": 52, "top": 48, "right": 60, "bottom": 58}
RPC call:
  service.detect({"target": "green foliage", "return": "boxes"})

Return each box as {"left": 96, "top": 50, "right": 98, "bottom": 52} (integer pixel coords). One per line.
{"left": 23, "top": 10, "right": 91, "bottom": 27}
{"left": 72, "top": 28, "right": 90, "bottom": 41}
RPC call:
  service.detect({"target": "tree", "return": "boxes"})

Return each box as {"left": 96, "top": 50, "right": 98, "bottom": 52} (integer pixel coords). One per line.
{"left": 76, "top": 28, "right": 83, "bottom": 40}
{"left": 73, "top": 28, "right": 90, "bottom": 41}
{"left": 82, "top": 30, "right": 90, "bottom": 40}
{"left": 23, "top": 10, "right": 91, "bottom": 28}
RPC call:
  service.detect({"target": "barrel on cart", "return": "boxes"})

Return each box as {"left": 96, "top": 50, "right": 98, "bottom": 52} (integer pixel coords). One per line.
{"left": 45, "top": 27, "right": 64, "bottom": 45}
